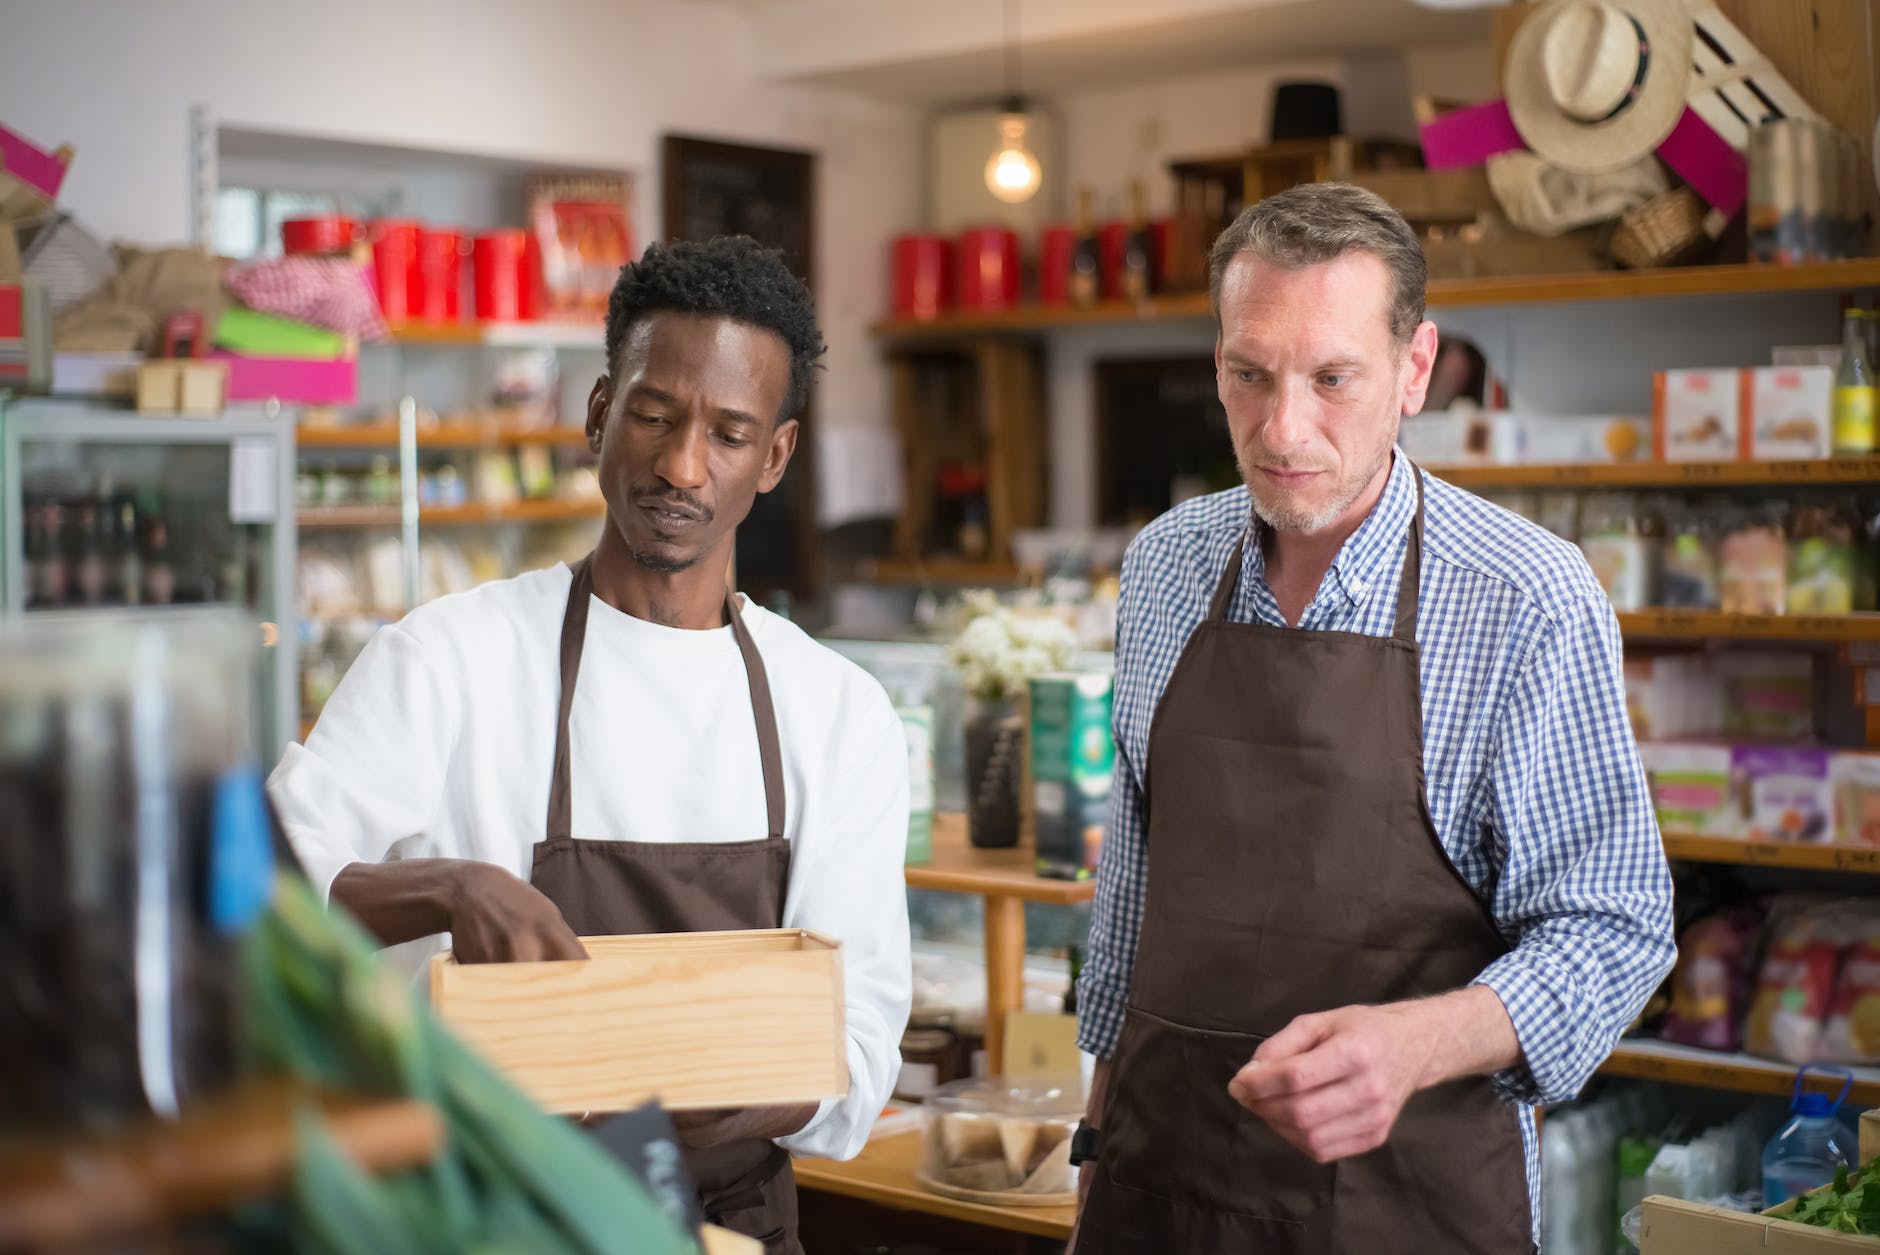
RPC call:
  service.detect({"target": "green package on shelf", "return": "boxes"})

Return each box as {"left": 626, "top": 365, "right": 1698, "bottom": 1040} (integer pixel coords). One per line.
{"left": 215, "top": 307, "right": 347, "bottom": 360}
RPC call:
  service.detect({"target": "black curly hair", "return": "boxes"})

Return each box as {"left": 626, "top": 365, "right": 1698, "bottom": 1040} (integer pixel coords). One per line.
{"left": 603, "top": 236, "right": 826, "bottom": 421}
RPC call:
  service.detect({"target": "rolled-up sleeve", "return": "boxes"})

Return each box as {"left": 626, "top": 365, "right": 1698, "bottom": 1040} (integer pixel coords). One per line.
{"left": 1471, "top": 592, "right": 1675, "bottom": 1105}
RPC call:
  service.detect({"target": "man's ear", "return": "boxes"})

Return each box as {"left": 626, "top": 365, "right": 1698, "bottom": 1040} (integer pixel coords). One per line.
{"left": 759, "top": 417, "right": 799, "bottom": 494}
{"left": 1399, "top": 321, "right": 1441, "bottom": 420}
{"left": 586, "top": 377, "right": 611, "bottom": 454}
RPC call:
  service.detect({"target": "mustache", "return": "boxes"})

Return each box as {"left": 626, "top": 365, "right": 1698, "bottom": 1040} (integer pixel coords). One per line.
{"left": 632, "top": 489, "right": 713, "bottom": 522}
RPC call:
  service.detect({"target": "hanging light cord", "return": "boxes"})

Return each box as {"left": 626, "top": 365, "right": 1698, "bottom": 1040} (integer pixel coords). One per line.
{"left": 1003, "top": 0, "right": 1023, "bottom": 114}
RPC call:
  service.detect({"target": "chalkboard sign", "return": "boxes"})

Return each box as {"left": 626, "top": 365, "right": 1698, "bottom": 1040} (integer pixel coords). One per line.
{"left": 661, "top": 135, "right": 818, "bottom": 604}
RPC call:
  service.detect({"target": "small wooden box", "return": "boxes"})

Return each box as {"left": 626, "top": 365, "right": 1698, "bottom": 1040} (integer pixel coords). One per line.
{"left": 136, "top": 360, "right": 227, "bottom": 415}
{"left": 429, "top": 929, "right": 847, "bottom": 1115}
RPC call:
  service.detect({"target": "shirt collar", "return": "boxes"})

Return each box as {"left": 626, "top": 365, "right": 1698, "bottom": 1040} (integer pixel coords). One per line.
{"left": 1243, "top": 449, "right": 1417, "bottom": 610}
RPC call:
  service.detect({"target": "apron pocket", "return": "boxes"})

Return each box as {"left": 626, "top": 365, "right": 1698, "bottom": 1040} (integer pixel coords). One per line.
{"left": 1103, "top": 1008, "right": 1336, "bottom": 1224}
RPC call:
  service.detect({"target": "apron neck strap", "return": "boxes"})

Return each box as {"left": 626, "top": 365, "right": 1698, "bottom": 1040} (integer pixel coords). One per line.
{"left": 1393, "top": 463, "right": 1425, "bottom": 644}
{"left": 1205, "top": 461, "right": 1427, "bottom": 639}
{"left": 546, "top": 554, "right": 788, "bottom": 845}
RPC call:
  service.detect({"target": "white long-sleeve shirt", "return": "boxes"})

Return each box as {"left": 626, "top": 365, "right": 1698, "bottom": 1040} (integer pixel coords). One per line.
{"left": 269, "top": 562, "right": 912, "bottom": 1161}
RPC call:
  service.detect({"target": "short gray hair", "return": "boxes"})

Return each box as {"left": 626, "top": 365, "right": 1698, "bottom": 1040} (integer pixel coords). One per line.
{"left": 1207, "top": 182, "right": 1427, "bottom": 344}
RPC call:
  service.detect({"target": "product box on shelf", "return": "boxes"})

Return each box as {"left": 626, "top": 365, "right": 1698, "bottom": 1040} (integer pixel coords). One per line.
{"left": 1720, "top": 652, "right": 1817, "bottom": 744}
{"left": 1028, "top": 671, "right": 1114, "bottom": 879}
{"left": 1747, "top": 366, "right": 1834, "bottom": 460}
{"left": 1734, "top": 745, "right": 1835, "bottom": 843}
{"left": 430, "top": 928, "right": 848, "bottom": 1114}
{"left": 1640, "top": 742, "right": 1738, "bottom": 837}
{"left": 1654, "top": 368, "right": 1745, "bottom": 461}
{"left": 1834, "top": 753, "right": 1880, "bottom": 846}
{"left": 1512, "top": 411, "right": 1651, "bottom": 464}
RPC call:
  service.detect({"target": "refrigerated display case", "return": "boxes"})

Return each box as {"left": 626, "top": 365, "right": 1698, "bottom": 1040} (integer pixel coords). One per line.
{"left": 0, "top": 398, "right": 300, "bottom": 757}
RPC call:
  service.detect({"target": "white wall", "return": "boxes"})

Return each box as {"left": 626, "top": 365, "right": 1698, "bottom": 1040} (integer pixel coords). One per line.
{"left": 0, "top": 0, "right": 921, "bottom": 490}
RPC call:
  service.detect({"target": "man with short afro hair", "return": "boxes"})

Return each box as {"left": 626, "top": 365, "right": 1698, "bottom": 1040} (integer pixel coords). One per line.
{"left": 270, "top": 234, "right": 914, "bottom": 1255}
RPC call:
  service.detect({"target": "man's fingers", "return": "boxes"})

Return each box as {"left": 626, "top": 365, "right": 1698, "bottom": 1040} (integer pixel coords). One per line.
{"left": 1233, "top": 1034, "right": 1347, "bottom": 1103}
{"left": 1237, "top": 1076, "right": 1371, "bottom": 1132}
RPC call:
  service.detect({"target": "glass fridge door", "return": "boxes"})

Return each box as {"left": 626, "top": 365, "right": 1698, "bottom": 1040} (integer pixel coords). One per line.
{"left": 2, "top": 401, "right": 300, "bottom": 759}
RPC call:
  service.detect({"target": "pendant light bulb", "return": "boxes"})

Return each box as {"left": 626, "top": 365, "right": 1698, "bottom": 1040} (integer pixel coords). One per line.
{"left": 985, "top": 113, "right": 1041, "bottom": 204}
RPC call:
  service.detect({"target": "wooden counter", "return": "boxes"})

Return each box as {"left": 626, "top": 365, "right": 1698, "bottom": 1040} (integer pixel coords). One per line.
{"left": 795, "top": 1132, "right": 1075, "bottom": 1242}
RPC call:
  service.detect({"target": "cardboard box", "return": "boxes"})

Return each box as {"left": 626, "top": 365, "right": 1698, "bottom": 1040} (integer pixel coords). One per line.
{"left": 1747, "top": 366, "right": 1834, "bottom": 460}
{"left": 1655, "top": 368, "right": 1745, "bottom": 461}
{"left": 136, "top": 360, "right": 228, "bottom": 415}
{"left": 430, "top": 929, "right": 848, "bottom": 1115}
{"left": 1835, "top": 753, "right": 1880, "bottom": 846}
{"left": 1029, "top": 671, "right": 1113, "bottom": 879}
{"left": 1641, "top": 742, "right": 1739, "bottom": 837}
{"left": 1639, "top": 1193, "right": 1880, "bottom": 1252}
{"left": 1735, "top": 745, "right": 1836, "bottom": 843}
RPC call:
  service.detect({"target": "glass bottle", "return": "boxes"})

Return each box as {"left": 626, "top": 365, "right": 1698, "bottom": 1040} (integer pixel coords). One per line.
{"left": 1831, "top": 308, "right": 1875, "bottom": 455}
{"left": 1069, "top": 187, "right": 1101, "bottom": 308}
{"left": 1121, "top": 180, "right": 1153, "bottom": 303}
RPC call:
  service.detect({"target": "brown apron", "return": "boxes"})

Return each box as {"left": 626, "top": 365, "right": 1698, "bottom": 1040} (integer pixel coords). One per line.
{"left": 530, "top": 554, "right": 802, "bottom": 1255}
{"left": 1080, "top": 470, "right": 1535, "bottom": 1254}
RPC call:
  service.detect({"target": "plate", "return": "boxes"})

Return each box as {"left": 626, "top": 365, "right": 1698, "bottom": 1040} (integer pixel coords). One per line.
{"left": 914, "top": 1167, "right": 1077, "bottom": 1208}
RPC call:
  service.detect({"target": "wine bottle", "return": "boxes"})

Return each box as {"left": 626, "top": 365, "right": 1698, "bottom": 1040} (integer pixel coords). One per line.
{"left": 1070, "top": 186, "right": 1101, "bottom": 308}
{"left": 1121, "top": 180, "right": 1152, "bottom": 303}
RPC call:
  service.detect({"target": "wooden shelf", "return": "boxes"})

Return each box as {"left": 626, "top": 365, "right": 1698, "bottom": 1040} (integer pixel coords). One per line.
{"left": 906, "top": 813, "right": 1097, "bottom": 906}
{"left": 421, "top": 499, "right": 604, "bottom": 525}
{"left": 1597, "top": 1039, "right": 1880, "bottom": 1106}
{"left": 869, "top": 258, "right": 1880, "bottom": 341}
{"left": 383, "top": 320, "right": 603, "bottom": 349}
{"left": 1432, "top": 457, "right": 1880, "bottom": 490}
{"left": 1663, "top": 833, "right": 1880, "bottom": 873}
{"left": 296, "top": 505, "right": 402, "bottom": 527}
{"left": 0, "top": 1078, "right": 443, "bottom": 1248}
{"left": 298, "top": 500, "right": 604, "bottom": 528}
{"left": 794, "top": 1132, "right": 1074, "bottom": 1242}
{"left": 863, "top": 558, "right": 1027, "bottom": 587}
{"left": 1616, "top": 610, "right": 1880, "bottom": 642}
{"left": 297, "top": 418, "right": 589, "bottom": 449}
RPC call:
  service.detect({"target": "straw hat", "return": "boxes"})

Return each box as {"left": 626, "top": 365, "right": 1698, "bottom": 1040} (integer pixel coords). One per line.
{"left": 1506, "top": 0, "right": 1696, "bottom": 174}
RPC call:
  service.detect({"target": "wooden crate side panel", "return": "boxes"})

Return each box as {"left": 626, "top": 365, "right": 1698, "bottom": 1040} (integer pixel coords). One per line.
{"left": 1640, "top": 1196, "right": 1880, "bottom": 1254}
{"left": 435, "top": 945, "right": 844, "bottom": 1113}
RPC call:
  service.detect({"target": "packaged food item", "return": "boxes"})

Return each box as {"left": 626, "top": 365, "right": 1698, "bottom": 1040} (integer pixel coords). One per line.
{"left": 1579, "top": 494, "right": 1655, "bottom": 610}
{"left": 1819, "top": 917, "right": 1880, "bottom": 1065}
{"left": 1718, "top": 652, "right": 1816, "bottom": 743}
{"left": 1746, "top": 365, "right": 1833, "bottom": 460}
{"left": 1655, "top": 368, "right": 1744, "bottom": 461}
{"left": 920, "top": 1076, "right": 1082, "bottom": 1197}
{"left": 1510, "top": 412, "right": 1650, "bottom": 464}
{"left": 1640, "top": 742, "right": 1738, "bottom": 837}
{"left": 1660, "top": 503, "right": 1722, "bottom": 609}
{"left": 1029, "top": 671, "right": 1113, "bottom": 880}
{"left": 901, "top": 703, "right": 936, "bottom": 865}
{"left": 1733, "top": 745, "right": 1834, "bottom": 843}
{"left": 1663, "top": 909, "right": 1763, "bottom": 1052}
{"left": 1787, "top": 503, "right": 1858, "bottom": 614}
{"left": 1746, "top": 912, "right": 1840, "bottom": 1064}
{"left": 1832, "top": 753, "right": 1880, "bottom": 846}
{"left": 1719, "top": 506, "right": 1789, "bottom": 614}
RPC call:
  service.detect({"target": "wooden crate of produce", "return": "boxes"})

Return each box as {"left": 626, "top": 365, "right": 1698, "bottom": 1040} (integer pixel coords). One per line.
{"left": 1638, "top": 1112, "right": 1880, "bottom": 1252}
{"left": 430, "top": 929, "right": 847, "bottom": 1115}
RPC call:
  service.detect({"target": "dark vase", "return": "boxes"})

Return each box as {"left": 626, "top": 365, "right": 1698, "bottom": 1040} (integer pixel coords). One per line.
{"left": 964, "top": 696, "right": 1024, "bottom": 849}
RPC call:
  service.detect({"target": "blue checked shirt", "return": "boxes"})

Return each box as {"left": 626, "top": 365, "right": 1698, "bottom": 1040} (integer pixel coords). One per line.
{"left": 1076, "top": 451, "right": 1677, "bottom": 1223}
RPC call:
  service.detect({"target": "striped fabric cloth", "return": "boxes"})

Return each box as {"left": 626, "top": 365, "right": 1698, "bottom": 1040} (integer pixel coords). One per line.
{"left": 1076, "top": 451, "right": 1677, "bottom": 1230}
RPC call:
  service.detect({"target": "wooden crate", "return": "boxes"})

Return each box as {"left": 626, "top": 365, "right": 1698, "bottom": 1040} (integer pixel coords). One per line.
{"left": 430, "top": 929, "right": 847, "bottom": 1115}
{"left": 1638, "top": 1112, "right": 1880, "bottom": 1252}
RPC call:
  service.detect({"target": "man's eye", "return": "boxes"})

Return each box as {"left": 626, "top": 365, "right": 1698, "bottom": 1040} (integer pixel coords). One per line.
{"left": 1320, "top": 374, "right": 1349, "bottom": 388}
{"left": 634, "top": 412, "right": 667, "bottom": 425}
{"left": 1236, "top": 369, "right": 1263, "bottom": 385}
{"left": 720, "top": 434, "right": 750, "bottom": 448}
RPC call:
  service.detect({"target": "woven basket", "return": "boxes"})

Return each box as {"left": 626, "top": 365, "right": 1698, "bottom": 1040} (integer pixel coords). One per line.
{"left": 1610, "top": 186, "right": 1708, "bottom": 269}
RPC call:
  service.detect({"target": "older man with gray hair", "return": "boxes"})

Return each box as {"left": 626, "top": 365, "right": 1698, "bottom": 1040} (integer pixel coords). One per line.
{"left": 1067, "top": 182, "right": 1674, "bottom": 1254}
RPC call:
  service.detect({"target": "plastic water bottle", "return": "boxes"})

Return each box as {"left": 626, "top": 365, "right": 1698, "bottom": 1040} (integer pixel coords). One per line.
{"left": 1763, "top": 1067, "right": 1856, "bottom": 1207}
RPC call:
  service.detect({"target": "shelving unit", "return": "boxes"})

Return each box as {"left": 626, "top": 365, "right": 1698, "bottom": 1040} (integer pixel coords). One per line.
{"left": 869, "top": 259, "right": 1880, "bottom": 342}
{"left": 298, "top": 499, "right": 604, "bottom": 529}
{"left": 907, "top": 813, "right": 1094, "bottom": 1071}
{"left": 1617, "top": 611, "right": 1880, "bottom": 643}
{"left": 1596, "top": 1039, "right": 1880, "bottom": 1106}
{"left": 383, "top": 320, "right": 603, "bottom": 350}
{"left": 0, "top": 1079, "right": 443, "bottom": 1248}
{"left": 1663, "top": 834, "right": 1880, "bottom": 874}
{"left": 863, "top": 558, "right": 1027, "bottom": 587}
{"left": 1430, "top": 457, "right": 1880, "bottom": 490}
{"left": 298, "top": 418, "right": 590, "bottom": 449}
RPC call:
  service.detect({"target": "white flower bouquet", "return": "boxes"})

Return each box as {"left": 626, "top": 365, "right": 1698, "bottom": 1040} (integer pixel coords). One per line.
{"left": 948, "top": 590, "right": 1078, "bottom": 703}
